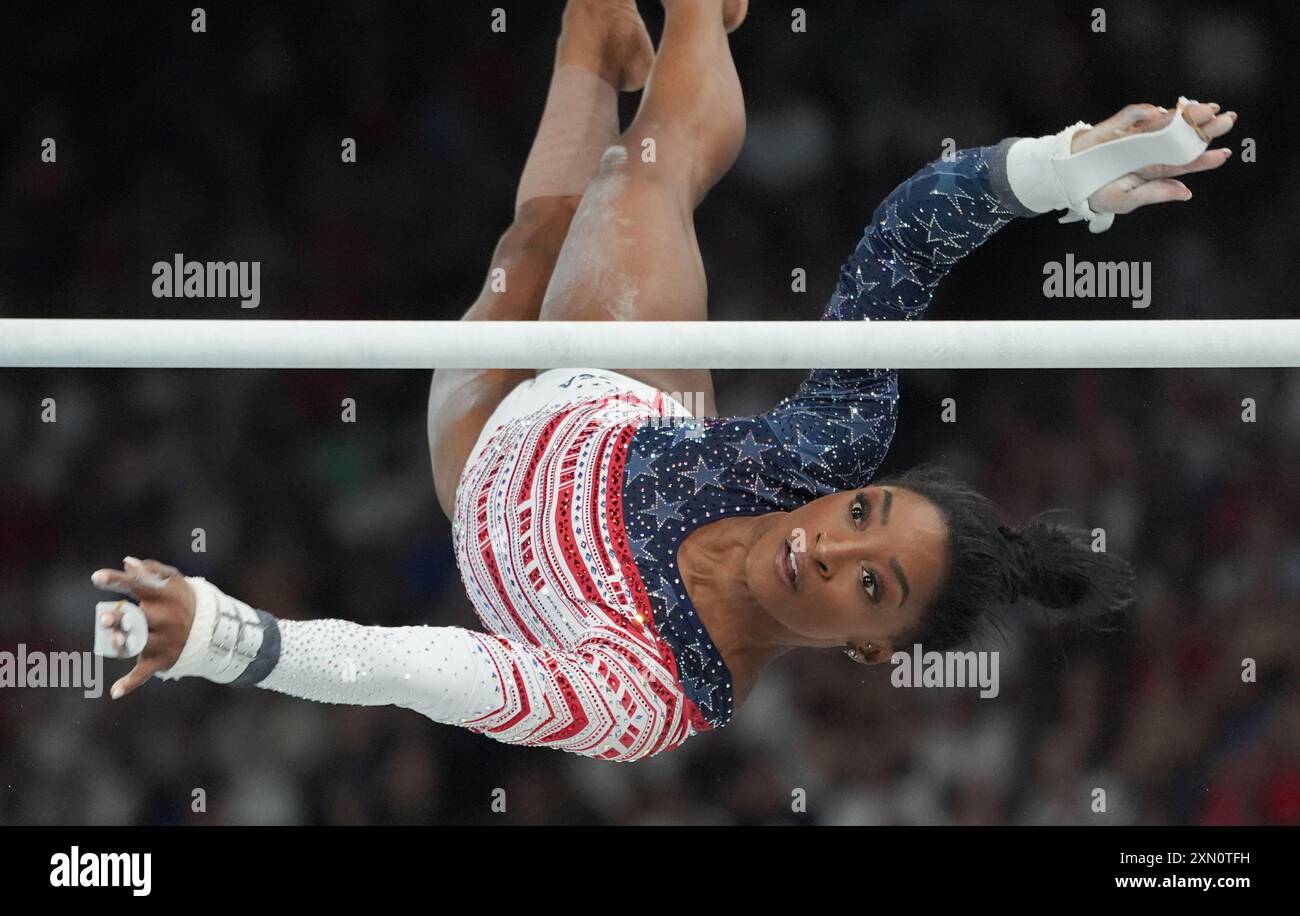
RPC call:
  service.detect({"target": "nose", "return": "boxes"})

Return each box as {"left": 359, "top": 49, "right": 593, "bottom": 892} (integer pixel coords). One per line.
{"left": 810, "top": 530, "right": 845, "bottom": 579}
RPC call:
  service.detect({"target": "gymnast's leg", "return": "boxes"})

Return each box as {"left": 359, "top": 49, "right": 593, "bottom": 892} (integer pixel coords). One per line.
{"left": 536, "top": 0, "right": 750, "bottom": 415}
{"left": 427, "top": 0, "right": 653, "bottom": 520}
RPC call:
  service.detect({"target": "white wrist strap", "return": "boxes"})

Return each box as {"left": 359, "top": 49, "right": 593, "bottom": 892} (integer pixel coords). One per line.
{"left": 1005, "top": 120, "right": 1093, "bottom": 215}
{"left": 1006, "top": 98, "right": 1210, "bottom": 233}
{"left": 154, "top": 576, "right": 273, "bottom": 684}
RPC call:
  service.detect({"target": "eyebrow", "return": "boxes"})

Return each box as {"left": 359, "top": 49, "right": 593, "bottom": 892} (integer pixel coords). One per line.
{"left": 889, "top": 557, "right": 911, "bottom": 607}
{"left": 881, "top": 488, "right": 893, "bottom": 525}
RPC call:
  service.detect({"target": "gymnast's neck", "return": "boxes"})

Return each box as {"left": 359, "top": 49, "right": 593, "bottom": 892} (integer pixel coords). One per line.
{"left": 676, "top": 514, "right": 797, "bottom": 706}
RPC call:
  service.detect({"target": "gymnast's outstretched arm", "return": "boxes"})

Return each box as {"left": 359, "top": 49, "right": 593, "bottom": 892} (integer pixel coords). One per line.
{"left": 92, "top": 558, "right": 694, "bottom": 762}
{"left": 736, "top": 99, "right": 1237, "bottom": 495}
{"left": 815, "top": 100, "right": 1234, "bottom": 331}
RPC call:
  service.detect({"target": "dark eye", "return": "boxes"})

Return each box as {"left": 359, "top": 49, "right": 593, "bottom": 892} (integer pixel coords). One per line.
{"left": 861, "top": 568, "right": 879, "bottom": 600}
{"left": 850, "top": 494, "right": 866, "bottom": 524}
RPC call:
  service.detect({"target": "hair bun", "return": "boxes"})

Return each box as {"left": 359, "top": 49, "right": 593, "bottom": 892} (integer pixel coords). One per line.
{"left": 999, "top": 518, "right": 1129, "bottom": 610}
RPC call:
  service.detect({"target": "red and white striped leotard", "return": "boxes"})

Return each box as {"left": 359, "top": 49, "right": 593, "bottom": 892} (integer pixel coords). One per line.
{"left": 449, "top": 371, "right": 705, "bottom": 760}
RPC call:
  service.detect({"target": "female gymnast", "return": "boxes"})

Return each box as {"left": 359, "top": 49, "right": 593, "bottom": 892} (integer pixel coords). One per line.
{"left": 93, "top": 0, "right": 1236, "bottom": 762}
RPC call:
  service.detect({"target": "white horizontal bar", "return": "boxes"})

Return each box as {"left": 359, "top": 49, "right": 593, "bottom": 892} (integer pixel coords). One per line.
{"left": 0, "top": 319, "right": 1296, "bottom": 369}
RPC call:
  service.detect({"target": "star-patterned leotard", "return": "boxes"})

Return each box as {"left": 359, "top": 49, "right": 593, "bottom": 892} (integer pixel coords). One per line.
{"left": 250, "top": 138, "right": 1029, "bottom": 762}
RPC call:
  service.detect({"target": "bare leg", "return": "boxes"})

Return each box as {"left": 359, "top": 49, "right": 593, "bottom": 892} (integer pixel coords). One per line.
{"left": 428, "top": 0, "right": 653, "bottom": 520}
{"left": 537, "top": 0, "right": 749, "bottom": 412}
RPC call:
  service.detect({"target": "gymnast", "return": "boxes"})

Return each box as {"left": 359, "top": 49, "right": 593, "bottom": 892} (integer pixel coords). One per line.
{"left": 92, "top": 0, "right": 1236, "bottom": 761}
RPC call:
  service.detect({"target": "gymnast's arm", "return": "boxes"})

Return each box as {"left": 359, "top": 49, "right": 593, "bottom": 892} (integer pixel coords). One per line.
{"left": 806, "top": 99, "right": 1232, "bottom": 332}
{"left": 750, "top": 101, "right": 1235, "bottom": 493}
{"left": 739, "top": 138, "right": 1022, "bottom": 494}
{"left": 91, "top": 559, "right": 691, "bottom": 762}
{"left": 816, "top": 99, "right": 1236, "bottom": 330}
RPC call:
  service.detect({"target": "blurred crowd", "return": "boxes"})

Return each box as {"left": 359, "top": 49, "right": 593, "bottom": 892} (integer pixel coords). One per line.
{"left": 1, "top": 0, "right": 1297, "bottom": 824}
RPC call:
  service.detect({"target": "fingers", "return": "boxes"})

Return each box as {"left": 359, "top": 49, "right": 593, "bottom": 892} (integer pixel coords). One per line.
{"left": 1181, "top": 100, "right": 1237, "bottom": 140}
{"left": 91, "top": 557, "right": 174, "bottom": 600}
{"left": 91, "top": 557, "right": 188, "bottom": 697}
{"left": 1113, "top": 103, "right": 1166, "bottom": 129}
{"left": 1113, "top": 103, "right": 1174, "bottom": 136}
{"left": 1117, "top": 178, "right": 1192, "bottom": 212}
{"left": 99, "top": 604, "right": 125, "bottom": 630}
{"left": 97, "top": 602, "right": 131, "bottom": 657}
{"left": 1182, "top": 100, "right": 1219, "bottom": 125}
{"left": 1200, "top": 110, "right": 1237, "bottom": 140}
{"left": 1074, "top": 103, "right": 1172, "bottom": 153}
{"left": 1089, "top": 105, "right": 1158, "bottom": 149}
{"left": 91, "top": 568, "right": 141, "bottom": 600}
{"left": 1102, "top": 103, "right": 1175, "bottom": 140}
{"left": 97, "top": 598, "right": 150, "bottom": 658}
{"left": 1105, "top": 100, "right": 1237, "bottom": 143}
{"left": 140, "top": 558, "right": 181, "bottom": 580}
{"left": 1120, "top": 99, "right": 1236, "bottom": 184}
{"left": 110, "top": 658, "right": 163, "bottom": 700}
{"left": 1139, "top": 147, "right": 1232, "bottom": 180}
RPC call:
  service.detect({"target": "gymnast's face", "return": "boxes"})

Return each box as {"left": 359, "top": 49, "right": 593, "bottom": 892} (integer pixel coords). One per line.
{"left": 748, "top": 486, "right": 948, "bottom": 659}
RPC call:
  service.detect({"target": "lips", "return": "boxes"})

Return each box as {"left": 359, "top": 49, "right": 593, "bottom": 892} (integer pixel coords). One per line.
{"left": 777, "top": 537, "right": 798, "bottom": 591}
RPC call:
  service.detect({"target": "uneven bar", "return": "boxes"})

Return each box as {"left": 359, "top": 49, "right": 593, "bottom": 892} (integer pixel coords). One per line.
{"left": 0, "top": 319, "right": 1296, "bottom": 369}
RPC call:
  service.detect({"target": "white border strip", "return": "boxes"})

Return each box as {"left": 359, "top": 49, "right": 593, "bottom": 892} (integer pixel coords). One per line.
{"left": 0, "top": 319, "right": 1295, "bottom": 369}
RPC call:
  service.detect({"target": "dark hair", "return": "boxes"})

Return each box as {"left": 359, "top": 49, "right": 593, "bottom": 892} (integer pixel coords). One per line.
{"left": 873, "top": 463, "right": 1135, "bottom": 650}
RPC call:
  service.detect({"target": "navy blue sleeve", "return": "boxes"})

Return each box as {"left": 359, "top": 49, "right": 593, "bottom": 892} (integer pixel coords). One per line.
{"left": 629, "top": 140, "right": 1028, "bottom": 508}
{"left": 744, "top": 138, "right": 1025, "bottom": 496}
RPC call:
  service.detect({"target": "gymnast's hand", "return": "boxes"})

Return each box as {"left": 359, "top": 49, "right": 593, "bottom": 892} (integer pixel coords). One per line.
{"left": 91, "top": 557, "right": 195, "bottom": 698}
{"left": 1070, "top": 100, "right": 1236, "bottom": 214}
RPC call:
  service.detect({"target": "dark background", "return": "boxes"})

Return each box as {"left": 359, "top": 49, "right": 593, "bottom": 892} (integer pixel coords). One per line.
{"left": 0, "top": 1, "right": 1297, "bottom": 824}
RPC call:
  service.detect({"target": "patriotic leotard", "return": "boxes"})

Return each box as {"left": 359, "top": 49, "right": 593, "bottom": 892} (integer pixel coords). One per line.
{"left": 254, "top": 139, "right": 1027, "bottom": 761}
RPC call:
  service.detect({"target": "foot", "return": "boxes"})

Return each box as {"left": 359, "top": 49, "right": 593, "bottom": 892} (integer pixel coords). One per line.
{"left": 559, "top": 0, "right": 655, "bottom": 92}
{"left": 661, "top": 0, "right": 748, "bottom": 33}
